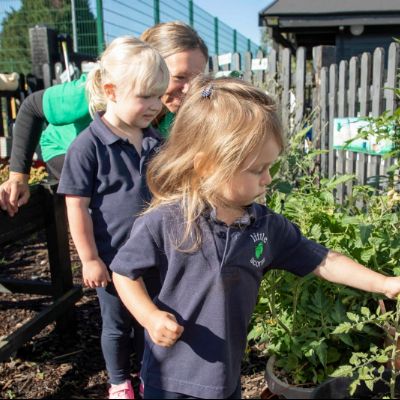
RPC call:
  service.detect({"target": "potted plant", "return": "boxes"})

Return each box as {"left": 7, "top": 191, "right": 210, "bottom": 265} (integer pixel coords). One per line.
{"left": 312, "top": 296, "right": 400, "bottom": 398}
{"left": 248, "top": 125, "right": 400, "bottom": 398}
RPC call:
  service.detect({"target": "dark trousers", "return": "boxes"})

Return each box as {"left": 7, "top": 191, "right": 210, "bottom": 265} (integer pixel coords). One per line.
{"left": 46, "top": 154, "right": 65, "bottom": 180}
{"left": 97, "top": 273, "right": 161, "bottom": 385}
{"left": 144, "top": 380, "right": 242, "bottom": 399}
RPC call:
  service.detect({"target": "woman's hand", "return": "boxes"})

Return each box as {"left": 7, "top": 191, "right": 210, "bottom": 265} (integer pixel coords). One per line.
{"left": 145, "top": 309, "right": 184, "bottom": 347}
{"left": 82, "top": 258, "right": 111, "bottom": 288}
{"left": 0, "top": 172, "right": 30, "bottom": 216}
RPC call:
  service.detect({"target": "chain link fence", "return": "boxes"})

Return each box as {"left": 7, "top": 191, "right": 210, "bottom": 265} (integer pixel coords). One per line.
{"left": 0, "top": 0, "right": 260, "bottom": 74}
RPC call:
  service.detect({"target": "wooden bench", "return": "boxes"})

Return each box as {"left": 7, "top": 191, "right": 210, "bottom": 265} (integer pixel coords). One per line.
{"left": 0, "top": 183, "right": 82, "bottom": 361}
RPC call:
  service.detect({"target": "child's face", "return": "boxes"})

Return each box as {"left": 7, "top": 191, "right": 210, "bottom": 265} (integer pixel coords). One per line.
{"left": 114, "top": 89, "right": 163, "bottom": 130}
{"left": 220, "top": 137, "right": 281, "bottom": 207}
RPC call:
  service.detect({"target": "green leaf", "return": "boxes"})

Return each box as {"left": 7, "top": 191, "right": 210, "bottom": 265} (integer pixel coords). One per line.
{"left": 359, "top": 225, "right": 373, "bottom": 245}
{"left": 337, "top": 333, "right": 354, "bottom": 347}
{"left": 275, "top": 181, "right": 293, "bottom": 194}
{"left": 332, "top": 322, "right": 352, "bottom": 334}
{"left": 360, "top": 248, "right": 375, "bottom": 263}
{"left": 315, "top": 341, "right": 328, "bottom": 368}
{"left": 365, "top": 379, "right": 374, "bottom": 391}
{"left": 270, "top": 160, "right": 282, "bottom": 179}
{"left": 331, "top": 365, "right": 353, "bottom": 378}
{"left": 347, "top": 313, "right": 360, "bottom": 323}
{"left": 311, "top": 224, "right": 322, "bottom": 240}
{"left": 360, "top": 307, "right": 371, "bottom": 318}
{"left": 375, "top": 355, "right": 389, "bottom": 363}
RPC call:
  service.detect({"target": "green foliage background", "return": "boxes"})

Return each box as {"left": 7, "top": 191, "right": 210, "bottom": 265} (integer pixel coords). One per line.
{"left": 0, "top": 0, "right": 97, "bottom": 74}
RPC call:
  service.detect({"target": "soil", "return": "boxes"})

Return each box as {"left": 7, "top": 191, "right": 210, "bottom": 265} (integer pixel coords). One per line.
{"left": 0, "top": 231, "right": 271, "bottom": 399}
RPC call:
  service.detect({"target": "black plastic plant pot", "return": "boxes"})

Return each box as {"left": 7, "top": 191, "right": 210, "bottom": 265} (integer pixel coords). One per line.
{"left": 311, "top": 371, "right": 400, "bottom": 399}
{"left": 265, "top": 355, "right": 315, "bottom": 399}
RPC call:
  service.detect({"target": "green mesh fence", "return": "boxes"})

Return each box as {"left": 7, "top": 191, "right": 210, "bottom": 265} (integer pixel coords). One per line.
{"left": 0, "top": 0, "right": 260, "bottom": 75}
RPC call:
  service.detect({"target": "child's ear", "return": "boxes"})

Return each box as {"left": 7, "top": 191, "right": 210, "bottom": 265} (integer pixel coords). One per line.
{"left": 103, "top": 83, "right": 116, "bottom": 102}
{"left": 193, "top": 152, "right": 209, "bottom": 178}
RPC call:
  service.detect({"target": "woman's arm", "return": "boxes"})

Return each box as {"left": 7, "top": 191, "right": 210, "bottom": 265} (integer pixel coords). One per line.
{"left": 0, "top": 91, "right": 46, "bottom": 216}
{"left": 113, "top": 272, "right": 184, "bottom": 347}
{"left": 10, "top": 90, "right": 46, "bottom": 174}
{"left": 65, "top": 195, "right": 111, "bottom": 288}
{"left": 314, "top": 251, "right": 400, "bottom": 298}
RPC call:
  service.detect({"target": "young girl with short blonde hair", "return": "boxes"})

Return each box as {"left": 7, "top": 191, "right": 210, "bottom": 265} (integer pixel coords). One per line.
{"left": 58, "top": 36, "right": 169, "bottom": 399}
{"left": 111, "top": 75, "right": 400, "bottom": 399}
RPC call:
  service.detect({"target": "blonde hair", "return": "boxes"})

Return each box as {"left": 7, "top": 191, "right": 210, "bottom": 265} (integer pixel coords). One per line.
{"left": 140, "top": 21, "right": 208, "bottom": 60}
{"left": 86, "top": 36, "right": 169, "bottom": 117}
{"left": 146, "top": 75, "right": 284, "bottom": 251}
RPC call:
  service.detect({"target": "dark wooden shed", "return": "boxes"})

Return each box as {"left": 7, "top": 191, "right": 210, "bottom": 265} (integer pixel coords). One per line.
{"left": 259, "top": 0, "right": 400, "bottom": 61}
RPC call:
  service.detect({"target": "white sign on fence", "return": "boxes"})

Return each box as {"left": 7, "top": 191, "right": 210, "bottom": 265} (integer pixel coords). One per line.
{"left": 251, "top": 58, "right": 268, "bottom": 71}
{"left": 333, "top": 117, "right": 393, "bottom": 155}
{"left": 218, "top": 53, "right": 232, "bottom": 66}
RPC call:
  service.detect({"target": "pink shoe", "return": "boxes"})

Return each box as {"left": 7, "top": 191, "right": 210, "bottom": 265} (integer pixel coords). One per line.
{"left": 109, "top": 380, "right": 135, "bottom": 399}
{"left": 138, "top": 378, "right": 144, "bottom": 398}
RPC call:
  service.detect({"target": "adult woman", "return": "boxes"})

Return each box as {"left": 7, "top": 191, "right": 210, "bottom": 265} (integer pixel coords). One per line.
{"left": 0, "top": 21, "right": 208, "bottom": 216}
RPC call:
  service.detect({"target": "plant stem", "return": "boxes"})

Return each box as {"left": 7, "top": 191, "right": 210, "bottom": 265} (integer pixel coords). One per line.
{"left": 389, "top": 297, "right": 400, "bottom": 399}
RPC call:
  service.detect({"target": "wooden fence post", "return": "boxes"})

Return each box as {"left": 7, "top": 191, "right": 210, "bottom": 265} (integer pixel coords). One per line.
{"left": 280, "top": 48, "right": 291, "bottom": 135}
{"left": 320, "top": 67, "right": 329, "bottom": 177}
{"left": 328, "top": 64, "right": 338, "bottom": 179}
{"left": 336, "top": 60, "right": 349, "bottom": 202}
{"left": 295, "top": 47, "right": 306, "bottom": 130}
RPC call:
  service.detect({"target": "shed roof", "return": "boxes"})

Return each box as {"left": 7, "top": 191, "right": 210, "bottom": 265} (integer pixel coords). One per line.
{"left": 260, "top": 0, "right": 400, "bottom": 16}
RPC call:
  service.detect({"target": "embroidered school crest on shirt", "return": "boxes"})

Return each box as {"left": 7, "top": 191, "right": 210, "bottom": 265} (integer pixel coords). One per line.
{"left": 250, "top": 233, "right": 268, "bottom": 268}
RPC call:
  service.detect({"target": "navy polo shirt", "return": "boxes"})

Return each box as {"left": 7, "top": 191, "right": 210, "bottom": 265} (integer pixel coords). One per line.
{"left": 57, "top": 112, "right": 161, "bottom": 266}
{"left": 110, "top": 202, "right": 329, "bottom": 399}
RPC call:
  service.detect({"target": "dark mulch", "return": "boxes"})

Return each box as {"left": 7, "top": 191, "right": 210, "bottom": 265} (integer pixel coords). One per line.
{"left": 0, "top": 231, "right": 269, "bottom": 399}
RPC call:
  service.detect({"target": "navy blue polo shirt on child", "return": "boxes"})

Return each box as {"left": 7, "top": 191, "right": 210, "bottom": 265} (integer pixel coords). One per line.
{"left": 57, "top": 112, "right": 161, "bottom": 266}
{"left": 110, "top": 202, "right": 330, "bottom": 399}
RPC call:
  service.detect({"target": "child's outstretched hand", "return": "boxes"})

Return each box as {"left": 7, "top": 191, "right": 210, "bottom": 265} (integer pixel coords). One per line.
{"left": 82, "top": 258, "right": 111, "bottom": 288}
{"left": 382, "top": 276, "right": 400, "bottom": 299}
{"left": 146, "top": 310, "right": 184, "bottom": 347}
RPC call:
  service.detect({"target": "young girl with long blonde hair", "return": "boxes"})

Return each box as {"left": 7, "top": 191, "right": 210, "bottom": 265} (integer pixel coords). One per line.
{"left": 111, "top": 75, "right": 400, "bottom": 399}
{"left": 57, "top": 36, "right": 169, "bottom": 399}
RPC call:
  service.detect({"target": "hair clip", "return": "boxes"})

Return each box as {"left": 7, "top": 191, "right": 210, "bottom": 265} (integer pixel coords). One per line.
{"left": 201, "top": 84, "right": 213, "bottom": 98}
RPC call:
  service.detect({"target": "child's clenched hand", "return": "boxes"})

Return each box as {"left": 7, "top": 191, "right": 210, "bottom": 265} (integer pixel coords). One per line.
{"left": 82, "top": 258, "right": 111, "bottom": 288}
{"left": 146, "top": 310, "right": 184, "bottom": 347}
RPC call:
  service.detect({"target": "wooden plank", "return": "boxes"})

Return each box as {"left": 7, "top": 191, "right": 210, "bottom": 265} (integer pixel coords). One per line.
{"left": 211, "top": 55, "right": 219, "bottom": 75}
{"left": 0, "top": 185, "right": 45, "bottom": 245}
{"left": 328, "top": 64, "right": 338, "bottom": 179}
{"left": 371, "top": 47, "right": 385, "bottom": 118}
{"left": 242, "top": 51, "right": 252, "bottom": 83}
{"left": 0, "top": 287, "right": 82, "bottom": 362}
{"left": 295, "top": 47, "right": 306, "bottom": 129}
{"left": 369, "top": 48, "right": 385, "bottom": 192}
{"left": 231, "top": 52, "right": 241, "bottom": 73}
{"left": 337, "top": 60, "right": 348, "bottom": 202}
{"left": 357, "top": 52, "right": 372, "bottom": 186}
{"left": 320, "top": 67, "right": 329, "bottom": 177}
{"left": 385, "top": 42, "right": 400, "bottom": 114}
{"left": 253, "top": 50, "right": 264, "bottom": 88}
{"left": 281, "top": 48, "right": 291, "bottom": 135}
{"left": 0, "top": 279, "right": 53, "bottom": 296}
{"left": 356, "top": 152, "right": 367, "bottom": 186}
{"left": 267, "top": 49, "right": 277, "bottom": 98}
{"left": 345, "top": 152, "right": 356, "bottom": 200}
{"left": 43, "top": 184, "right": 74, "bottom": 299}
{"left": 311, "top": 46, "right": 335, "bottom": 178}
{"left": 348, "top": 56, "right": 359, "bottom": 118}
{"left": 359, "top": 52, "right": 372, "bottom": 117}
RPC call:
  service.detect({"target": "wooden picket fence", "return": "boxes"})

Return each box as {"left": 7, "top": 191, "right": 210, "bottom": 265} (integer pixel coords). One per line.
{"left": 207, "top": 43, "right": 400, "bottom": 201}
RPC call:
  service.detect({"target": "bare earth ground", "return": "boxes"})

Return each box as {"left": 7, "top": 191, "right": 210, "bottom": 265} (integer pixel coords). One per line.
{"left": 0, "top": 231, "right": 270, "bottom": 399}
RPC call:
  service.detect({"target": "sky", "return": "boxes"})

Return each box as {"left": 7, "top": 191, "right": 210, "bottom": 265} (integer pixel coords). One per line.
{"left": 193, "top": 0, "right": 275, "bottom": 45}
